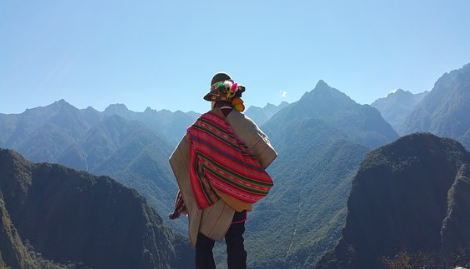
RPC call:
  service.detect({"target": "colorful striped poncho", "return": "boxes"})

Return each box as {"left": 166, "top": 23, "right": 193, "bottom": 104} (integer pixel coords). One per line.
{"left": 187, "top": 111, "right": 274, "bottom": 210}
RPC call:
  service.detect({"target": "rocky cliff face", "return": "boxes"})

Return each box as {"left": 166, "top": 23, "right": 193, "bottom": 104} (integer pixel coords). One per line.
{"left": 0, "top": 197, "right": 36, "bottom": 269}
{"left": 403, "top": 63, "right": 470, "bottom": 141}
{"left": 0, "top": 149, "right": 193, "bottom": 269}
{"left": 315, "top": 133, "right": 470, "bottom": 269}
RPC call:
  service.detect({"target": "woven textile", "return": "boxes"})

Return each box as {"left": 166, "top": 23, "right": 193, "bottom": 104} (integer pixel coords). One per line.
{"left": 187, "top": 111, "right": 273, "bottom": 210}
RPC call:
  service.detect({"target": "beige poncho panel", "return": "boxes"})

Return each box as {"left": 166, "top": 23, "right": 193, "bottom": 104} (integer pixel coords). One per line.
{"left": 169, "top": 108, "right": 277, "bottom": 247}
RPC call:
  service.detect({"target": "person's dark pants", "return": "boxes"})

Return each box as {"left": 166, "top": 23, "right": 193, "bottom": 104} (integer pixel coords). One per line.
{"left": 195, "top": 212, "right": 247, "bottom": 269}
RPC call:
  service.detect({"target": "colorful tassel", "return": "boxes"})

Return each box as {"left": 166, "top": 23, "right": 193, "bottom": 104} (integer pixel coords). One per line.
{"left": 232, "top": 98, "right": 245, "bottom": 112}
{"left": 218, "top": 83, "right": 225, "bottom": 94}
{"left": 232, "top": 98, "right": 243, "bottom": 105}
{"left": 234, "top": 104, "right": 245, "bottom": 112}
{"left": 231, "top": 83, "right": 238, "bottom": 92}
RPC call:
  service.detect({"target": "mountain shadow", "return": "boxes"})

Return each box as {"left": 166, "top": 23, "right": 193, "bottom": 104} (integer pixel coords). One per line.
{"left": 315, "top": 133, "right": 470, "bottom": 269}
{"left": 0, "top": 149, "right": 194, "bottom": 269}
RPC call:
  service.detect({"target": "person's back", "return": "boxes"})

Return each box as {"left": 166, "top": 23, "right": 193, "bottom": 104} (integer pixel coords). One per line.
{"left": 169, "top": 72, "right": 277, "bottom": 269}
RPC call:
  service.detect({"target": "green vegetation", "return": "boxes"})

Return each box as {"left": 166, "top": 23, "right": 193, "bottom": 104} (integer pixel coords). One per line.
{"left": 0, "top": 101, "right": 192, "bottom": 233}
{"left": 381, "top": 249, "right": 470, "bottom": 269}
{"left": 213, "top": 82, "right": 385, "bottom": 268}
{"left": 315, "top": 133, "right": 470, "bottom": 269}
{"left": 0, "top": 149, "right": 193, "bottom": 269}
{"left": 221, "top": 80, "right": 398, "bottom": 268}
{"left": 1, "top": 63, "right": 470, "bottom": 269}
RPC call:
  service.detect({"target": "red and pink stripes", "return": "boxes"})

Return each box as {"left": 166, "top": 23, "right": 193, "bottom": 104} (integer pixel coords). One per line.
{"left": 188, "top": 111, "right": 273, "bottom": 210}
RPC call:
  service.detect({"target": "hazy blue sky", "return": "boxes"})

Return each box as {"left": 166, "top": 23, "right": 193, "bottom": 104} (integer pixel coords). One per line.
{"left": 1, "top": 0, "right": 469, "bottom": 114}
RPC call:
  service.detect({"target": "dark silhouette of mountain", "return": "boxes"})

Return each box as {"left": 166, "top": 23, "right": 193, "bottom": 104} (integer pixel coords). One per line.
{"left": 0, "top": 149, "right": 193, "bottom": 269}
{"left": 403, "top": 63, "right": 470, "bottom": 147}
{"left": 245, "top": 101, "right": 289, "bottom": 126}
{"left": 315, "top": 133, "right": 470, "bottom": 269}
{"left": 0, "top": 197, "right": 37, "bottom": 269}
{"left": 371, "top": 89, "right": 428, "bottom": 135}
{"left": 461, "top": 129, "right": 470, "bottom": 150}
{"left": 266, "top": 80, "right": 399, "bottom": 149}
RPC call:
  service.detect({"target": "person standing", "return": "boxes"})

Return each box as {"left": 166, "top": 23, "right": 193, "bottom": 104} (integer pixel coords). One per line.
{"left": 169, "top": 72, "right": 277, "bottom": 269}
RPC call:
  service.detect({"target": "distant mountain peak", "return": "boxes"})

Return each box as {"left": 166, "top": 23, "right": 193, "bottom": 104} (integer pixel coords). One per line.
{"left": 58, "top": 100, "right": 79, "bottom": 110}
{"left": 265, "top": 102, "right": 276, "bottom": 108}
{"left": 304, "top": 80, "right": 334, "bottom": 96}
{"left": 300, "top": 80, "right": 356, "bottom": 108}
{"left": 104, "top": 104, "right": 129, "bottom": 115}
{"left": 313, "top": 80, "right": 342, "bottom": 95}
{"left": 264, "top": 80, "right": 398, "bottom": 148}
{"left": 388, "top": 88, "right": 407, "bottom": 96}
{"left": 403, "top": 62, "right": 470, "bottom": 138}
{"left": 244, "top": 101, "right": 290, "bottom": 126}
{"left": 43, "top": 99, "right": 73, "bottom": 109}
{"left": 382, "top": 89, "right": 413, "bottom": 100}
{"left": 56, "top": 99, "right": 68, "bottom": 105}
{"left": 144, "top": 107, "right": 155, "bottom": 113}
{"left": 45, "top": 99, "right": 77, "bottom": 112}
{"left": 315, "top": 79, "right": 329, "bottom": 88}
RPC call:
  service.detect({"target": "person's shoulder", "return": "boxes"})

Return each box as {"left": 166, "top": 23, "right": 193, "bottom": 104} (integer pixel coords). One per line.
{"left": 228, "top": 110, "right": 255, "bottom": 123}
{"left": 226, "top": 111, "right": 263, "bottom": 132}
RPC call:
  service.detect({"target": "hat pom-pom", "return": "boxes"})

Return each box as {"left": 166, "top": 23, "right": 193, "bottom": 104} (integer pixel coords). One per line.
{"left": 232, "top": 98, "right": 245, "bottom": 112}
{"left": 234, "top": 104, "right": 245, "bottom": 112}
{"left": 218, "top": 83, "right": 225, "bottom": 94}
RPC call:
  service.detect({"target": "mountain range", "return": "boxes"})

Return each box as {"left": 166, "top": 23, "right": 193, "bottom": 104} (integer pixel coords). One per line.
{"left": 403, "top": 63, "right": 470, "bottom": 145}
{"left": 101, "top": 104, "right": 198, "bottom": 147}
{"left": 245, "top": 101, "right": 289, "bottom": 126}
{"left": 371, "top": 89, "right": 428, "bottom": 135}
{"left": 0, "top": 101, "right": 194, "bottom": 233}
{"left": 1, "top": 62, "right": 470, "bottom": 269}
{"left": 0, "top": 149, "right": 193, "bottom": 269}
{"left": 264, "top": 80, "right": 399, "bottom": 149}
{"left": 213, "top": 80, "right": 398, "bottom": 269}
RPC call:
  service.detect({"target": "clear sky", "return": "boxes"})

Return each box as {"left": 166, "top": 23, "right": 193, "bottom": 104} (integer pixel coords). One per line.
{"left": 1, "top": 0, "right": 469, "bottom": 114}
